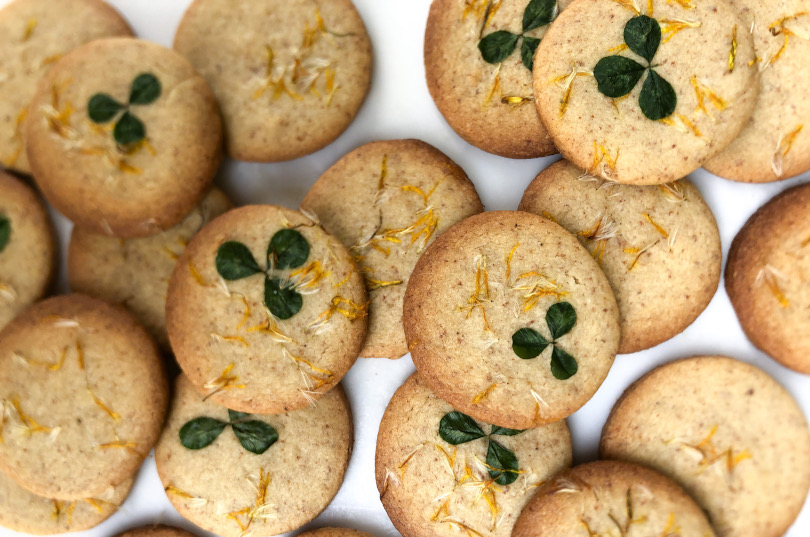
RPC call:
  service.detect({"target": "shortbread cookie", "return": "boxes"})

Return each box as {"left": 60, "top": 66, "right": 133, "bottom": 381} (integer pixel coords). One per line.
{"left": 705, "top": 1, "right": 810, "bottom": 182}
{"left": 726, "top": 183, "right": 810, "bottom": 373}
{"left": 533, "top": 0, "right": 758, "bottom": 184}
{"left": 601, "top": 356, "right": 810, "bottom": 537}
{"left": 26, "top": 37, "right": 222, "bottom": 238}
{"left": 299, "top": 529, "right": 375, "bottom": 537}
{"left": 0, "top": 171, "right": 56, "bottom": 331}
{"left": 425, "top": 0, "right": 562, "bottom": 158}
{"left": 166, "top": 205, "right": 367, "bottom": 414}
{"left": 114, "top": 525, "right": 199, "bottom": 537}
{"left": 376, "top": 374, "right": 571, "bottom": 537}
{"left": 301, "top": 140, "right": 484, "bottom": 359}
{"left": 0, "top": 0, "right": 133, "bottom": 174}
{"left": 519, "top": 160, "right": 721, "bottom": 353}
{"left": 403, "top": 211, "right": 620, "bottom": 429}
{"left": 0, "top": 294, "right": 167, "bottom": 500}
{"left": 68, "top": 188, "right": 232, "bottom": 349}
{"left": 174, "top": 0, "right": 371, "bottom": 162}
{"left": 512, "top": 460, "right": 717, "bottom": 537}
{"left": 156, "top": 375, "right": 352, "bottom": 537}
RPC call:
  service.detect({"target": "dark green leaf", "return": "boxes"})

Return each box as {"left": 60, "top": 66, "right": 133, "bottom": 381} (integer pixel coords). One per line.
{"left": 113, "top": 111, "right": 145, "bottom": 145}
{"left": 486, "top": 440, "right": 520, "bottom": 485}
{"left": 129, "top": 73, "right": 161, "bottom": 105}
{"left": 439, "top": 411, "right": 486, "bottom": 445}
{"left": 624, "top": 15, "right": 661, "bottom": 63}
{"left": 521, "top": 37, "right": 541, "bottom": 71}
{"left": 491, "top": 425, "right": 524, "bottom": 436}
{"left": 478, "top": 31, "right": 520, "bottom": 64}
{"left": 550, "top": 346, "right": 578, "bottom": 380}
{"left": 639, "top": 69, "right": 677, "bottom": 120}
{"left": 232, "top": 420, "right": 278, "bottom": 454}
{"left": 216, "top": 241, "right": 262, "bottom": 280}
{"left": 546, "top": 302, "right": 576, "bottom": 340}
{"left": 228, "top": 410, "right": 251, "bottom": 422}
{"left": 87, "top": 94, "right": 123, "bottom": 123}
{"left": 0, "top": 216, "right": 10, "bottom": 253}
{"left": 268, "top": 229, "right": 310, "bottom": 269}
{"left": 523, "top": 0, "right": 557, "bottom": 31}
{"left": 593, "top": 55, "right": 646, "bottom": 98}
{"left": 512, "top": 327, "right": 549, "bottom": 359}
{"left": 179, "top": 417, "right": 228, "bottom": 450}
{"left": 264, "top": 277, "right": 303, "bottom": 319}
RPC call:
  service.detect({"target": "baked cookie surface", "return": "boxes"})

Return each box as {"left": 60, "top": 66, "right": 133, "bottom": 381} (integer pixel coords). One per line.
{"left": 113, "top": 525, "right": 199, "bottom": 537}
{"left": 174, "top": 0, "right": 371, "bottom": 162}
{"left": 299, "top": 529, "right": 375, "bottom": 537}
{"left": 403, "top": 211, "right": 620, "bottom": 429}
{"left": 300, "top": 139, "right": 483, "bottom": 359}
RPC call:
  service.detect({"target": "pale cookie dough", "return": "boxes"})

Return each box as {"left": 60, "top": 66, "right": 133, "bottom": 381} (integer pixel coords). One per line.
{"left": 299, "top": 529, "right": 375, "bottom": 537}
{"left": 114, "top": 525, "right": 199, "bottom": 537}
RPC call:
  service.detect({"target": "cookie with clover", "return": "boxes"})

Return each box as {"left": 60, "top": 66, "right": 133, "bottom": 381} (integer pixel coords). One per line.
{"left": 375, "top": 374, "right": 572, "bottom": 537}
{"left": 403, "top": 211, "right": 620, "bottom": 429}
{"left": 425, "top": 0, "right": 563, "bottom": 158}
{"left": 25, "top": 37, "right": 222, "bottom": 238}
{"left": 300, "top": 139, "right": 484, "bottom": 359}
{"left": 166, "top": 205, "right": 367, "bottom": 414}
{"left": 533, "top": 0, "right": 759, "bottom": 184}
{"left": 156, "top": 374, "right": 353, "bottom": 537}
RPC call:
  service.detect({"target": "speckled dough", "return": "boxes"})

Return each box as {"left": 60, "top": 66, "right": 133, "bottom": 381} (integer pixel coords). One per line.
{"left": 298, "top": 528, "right": 376, "bottom": 537}
{"left": 601, "top": 356, "right": 810, "bottom": 537}
{"left": 0, "top": 0, "right": 133, "bottom": 174}
{"left": 174, "top": 0, "right": 371, "bottom": 162}
{"left": 403, "top": 211, "right": 620, "bottom": 429}
{"left": 25, "top": 38, "right": 223, "bottom": 238}
{"left": 301, "top": 140, "right": 484, "bottom": 359}
{"left": 519, "top": 160, "right": 721, "bottom": 353}
{"left": 533, "top": 0, "right": 759, "bottom": 184}
{"left": 725, "top": 183, "right": 810, "bottom": 373}
{"left": 512, "top": 461, "right": 717, "bottom": 537}
{"left": 375, "top": 374, "right": 572, "bottom": 537}
{"left": 113, "top": 524, "right": 199, "bottom": 537}
{"left": 156, "top": 375, "right": 352, "bottom": 537}
{"left": 0, "top": 294, "right": 168, "bottom": 500}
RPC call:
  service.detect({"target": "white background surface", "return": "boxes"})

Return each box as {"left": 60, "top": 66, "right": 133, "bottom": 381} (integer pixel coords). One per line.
{"left": 2, "top": 0, "right": 809, "bottom": 536}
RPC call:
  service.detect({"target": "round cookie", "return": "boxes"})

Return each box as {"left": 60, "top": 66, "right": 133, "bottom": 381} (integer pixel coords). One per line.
{"left": 166, "top": 205, "right": 367, "bottom": 414}
{"left": 425, "top": 0, "right": 561, "bottom": 158}
{"left": 512, "top": 460, "right": 717, "bottom": 537}
{"left": 375, "top": 374, "right": 572, "bottom": 537}
{"left": 114, "top": 525, "right": 199, "bottom": 537}
{"left": 299, "top": 529, "right": 375, "bottom": 537}
{"left": 25, "top": 37, "right": 223, "bottom": 238}
{"left": 300, "top": 139, "right": 484, "bottom": 359}
{"left": 403, "top": 211, "right": 620, "bottom": 429}
{"left": 156, "top": 375, "right": 352, "bottom": 537}
{"left": 519, "top": 159, "right": 721, "bottom": 353}
{"left": 533, "top": 0, "right": 759, "bottom": 184}
{"left": 725, "top": 183, "right": 810, "bottom": 373}
{"left": 174, "top": 0, "right": 371, "bottom": 162}
{"left": 0, "top": 0, "right": 133, "bottom": 174}
{"left": 0, "top": 171, "right": 56, "bottom": 331}
{"left": 705, "top": 1, "right": 810, "bottom": 182}
{"left": 601, "top": 356, "right": 810, "bottom": 537}
{"left": 0, "top": 294, "right": 168, "bottom": 500}
{"left": 68, "top": 187, "right": 233, "bottom": 349}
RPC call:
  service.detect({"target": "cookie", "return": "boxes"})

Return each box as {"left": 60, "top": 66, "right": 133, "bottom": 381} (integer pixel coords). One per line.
{"left": 25, "top": 37, "right": 223, "bottom": 238}
{"left": 403, "top": 211, "right": 620, "bottom": 429}
{"left": 705, "top": 2, "right": 810, "bottom": 182}
{"left": 0, "top": 0, "right": 133, "bottom": 174}
{"left": 512, "top": 460, "right": 717, "bottom": 537}
{"left": 0, "top": 171, "right": 56, "bottom": 331}
{"left": 601, "top": 356, "right": 810, "bottom": 537}
{"left": 68, "top": 187, "right": 233, "bottom": 350}
{"left": 174, "top": 0, "right": 371, "bottom": 162}
{"left": 533, "top": 0, "right": 759, "bottom": 184}
{"left": 166, "top": 205, "right": 367, "bottom": 414}
{"left": 0, "top": 294, "right": 168, "bottom": 500}
{"left": 299, "top": 528, "right": 375, "bottom": 537}
{"left": 156, "top": 375, "right": 352, "bottom": 537}
{"left": 518, "top": 159, "right": 721, "bottom": 353}
{"left": 114, "top": 525, "right": 199, "bottom": 537}
{"left": 725, "top": 183, "right": 810, "bottom": 373}
{"left": 375, "top": 374, "right": 572, "bottom": 537}
{"left": 425, "top": 0, "right": 561, "bottom": 158}
{"left": 300, "top": 139, "right": 484, "bottom": 359}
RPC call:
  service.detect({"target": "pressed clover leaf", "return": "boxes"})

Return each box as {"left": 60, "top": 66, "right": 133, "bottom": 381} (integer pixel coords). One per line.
{"left": 639, "top": 69, "right": 677, "bottom": 120}
{"left": 439, "top": 411, "right": 486, "bottom": 444}
{"left": 179, "top": 417, "right": 228, "bottom": 450}
{"left": 264, "top": 278, "right": 303, "bottom": 320}
{"left": 88, "top": 94, "right": 123, "bottom": 123}
{"left": 479, "top": 31, "right": 521, "bottom": 64}
{"left": 490, "top": 425, "right": 524, "bottom": 436}
{"left": 232, "top": 419, "right": 279, "bottom": 454}
{"left": 129, "top": 73, "right": 161, "bottom": 105}
{"left": 478, "top": 0, "right": 558, "bottom": 71}
{"left": 551, "top": 347, "right": 578, "bottom": 380}
{"left": 511, "top": 302, "right": 579, "bottom": 380}
{"left": 0, "top": 216, "right": 10, "bottom": 254}
{"left": 113, "top": 112, "right": 146, "bottom": 146}
{"left": 268, "top": 229, "right": 309, "bottom": 269}
{"left": 521, "top": 37, "right": 541, "bottom": 71}
{"left": 217, "top": 241, "right": 263, "bottom": 280}
{"left": 512, "top": 327, "right": 549, "bottom": 359}
{"left": 546, "top": 301, "right": 576, "bottom": 340}
{"left": 487, "top": 440, "right": 520, "bottom": 485}
{"left": 523, "top": 0, "right": 557, "bottom": 31}
{"left": 593, "top": 56, "right": 646, "bottom": 98}
{"left": 88, "top": 72, "right": 161, "bottom": 146}
{"left": 180, "top": 411, "right": 278, "bottom": 454}
{"left": 624, "top": 14, "right": 661, "bottom": 63}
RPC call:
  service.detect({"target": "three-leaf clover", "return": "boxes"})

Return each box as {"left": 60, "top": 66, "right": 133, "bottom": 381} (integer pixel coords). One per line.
{"left": 216, "top": 229, "right": 310, "bottom": 320}
{"left": 88, "top": 73, "right": 161, "bottom": 146}
{"left": 593, "top": 15, "right": 676, "bottom": 120}
{"left": 511, "top": 302, "right": 578, "bottom": 380}
{"left": 478, "top": 0, "right": 557, "bottom": 71}
{"left": 0, "top": 216, "right": 9, "bottom": 254}
{"left": 179, "top": 410, "right": 278, "bottom": 454}
{"left": 438, "top": 411, "right": 524, "bottom": 485}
